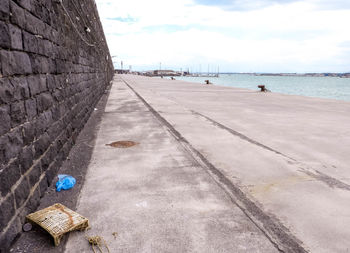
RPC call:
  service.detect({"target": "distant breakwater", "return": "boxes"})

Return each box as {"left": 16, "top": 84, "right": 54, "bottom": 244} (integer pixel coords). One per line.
{"left": 175, "top": 74, "right": 350, "bottom": 101}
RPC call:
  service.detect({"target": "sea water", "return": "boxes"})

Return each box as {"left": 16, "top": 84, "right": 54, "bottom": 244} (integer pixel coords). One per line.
{"left": 174, "top": 74, "right": 350, "bottom": 102}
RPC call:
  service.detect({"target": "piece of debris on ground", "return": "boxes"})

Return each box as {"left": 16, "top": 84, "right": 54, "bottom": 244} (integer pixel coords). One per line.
{"left": 26, "top": 203, "right": 89, "bottom": 246}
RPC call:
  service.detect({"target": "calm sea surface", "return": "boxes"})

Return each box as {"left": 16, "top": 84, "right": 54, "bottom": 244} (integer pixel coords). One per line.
{"left": 174, "top": 74, "right": 350, "bottom": 102}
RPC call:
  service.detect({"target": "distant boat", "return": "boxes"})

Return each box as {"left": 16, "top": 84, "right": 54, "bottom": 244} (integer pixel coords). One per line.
{"left": 185, "top": 65, "right": 219, "bottom": 77}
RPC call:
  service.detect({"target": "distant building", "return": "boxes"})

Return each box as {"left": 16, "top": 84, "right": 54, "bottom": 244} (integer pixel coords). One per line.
{"left": 153, "top": 70, "right": 180, "bottom": 76}
{"left": 115, "top": 69, "right": 130, "bottom": 74}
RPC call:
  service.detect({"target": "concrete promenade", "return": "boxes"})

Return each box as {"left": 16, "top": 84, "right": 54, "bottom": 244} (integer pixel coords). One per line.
{"left": 64, "top": 76, "right": 277, "bottom": 252}
{"left": 65, "top": 74, "right": 350, "bottom": 252}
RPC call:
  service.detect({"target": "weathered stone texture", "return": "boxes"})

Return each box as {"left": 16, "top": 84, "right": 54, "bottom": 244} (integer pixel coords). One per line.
{"left": 0, "top": 21, "right": 11, "bottom": 48}
{"left": 0, "top": 0, "right": 113, "bottom": 250}
{"left": 8, "top": 24, "right": 23, "bottom": 50}
{"left": 0, "top": 0, "right": 10, "bottom": 21}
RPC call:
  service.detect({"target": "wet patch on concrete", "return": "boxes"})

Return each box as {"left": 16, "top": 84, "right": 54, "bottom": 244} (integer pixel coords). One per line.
{"left": 247, "top": 174, "right": 314, "bottom": 197}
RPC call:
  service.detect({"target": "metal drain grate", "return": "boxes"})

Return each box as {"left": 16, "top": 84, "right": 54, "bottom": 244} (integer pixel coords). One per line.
{"left": 106, "top": 141, "right": 138, "bottom": 148}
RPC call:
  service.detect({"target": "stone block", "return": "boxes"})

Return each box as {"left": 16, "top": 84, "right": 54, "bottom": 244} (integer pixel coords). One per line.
{"left": 0, "top": 0, "right": 9, "bottom": 21}
{"left": 29, "top": 54, "right": 49, "bottom": 74}
{"left": 27, "top": 74, "right": 47, "bottom": 95}
{"left": 24, "top": 12, "right": 38, "bottom": 34}
{"left": 51, "top": 105, "right": 61, "bottom": 121}
{"left": 15, "top": 0, "right": 32, "bottom": 11}
{"left": 43, "top": 110, "right": 53, "bottom": 129}
{"left": 0, "top": 218, "right": 22, "bottom": 252}
{"left": 34, "top": 113, "right": 46, "bottom": 137}
{"left": 0, "top": 78, "right": 13, "bottom": 104}
{"left": 55, "top": 131, "right": 66, "bottom": 151}
{"left": 47, "top": 121, "right": 62, "bottom": 141}
{"left": 46, "top": 160, "right": 59, "bottom": 186}
{"left": 0, "top": 20, "right": 10, "bottom": 49}
{"left": 34, "top": 132, "right": 50, "bottom": 159}
{"left": 38, "top": 75, "right": 48, "bottom": 91}
{"left": 23, "top": 30, "right": 38, "bottom": 53}
{"left": 49, "top": 141, "right": 58, "bottom": 159}
{"left": 55, "top": 59, "right": 67, "bottom": 73}
{"left": 0, "top": 135, "right": 7, "bottom": 165}
{"left": 0, "top": 50, "right": 32, "bottom": 76}
{"left": 66, "top": 97, "right": 75, "bottom": 111}
{"left": 9, "top": 76, "right": 30, "bottom": 101}
{"left": 43, "top": 39, "right": 53, "bottom": 58}
{"left": 35, "top": 19, "right": 45, "bottom": 37}
{"left": 39, "top": 175, "right": 48, "bottom": 197}
{"left": 10, "top": 101, "right": 26, "bottom": 127}
{"left": 28, "top": 162, "right": 41, "bottom": 187}
{"left": 41, "top": 6, "right": 51, "bottom": 24}
{"left": 28, "top": 54, "right": 40, "bottom": 74}
{"left": 19, "top": 144, "right": 33, "bottom": 174}
{"left": 48, "top": 58, "right": 56, "bottom": 73}
{"left": 10, "top": 1, "right": 25, "bottom": 28}
{"left": 6, "top": 128, "right": 23, "bottom": 161}
{"left": 25, "top": 98, "right": 37, "bottom": 120}
{"left": 0, "top": 105, "right": 11, "bottom": 135}
{"left": 0, "top": 160, "right": 21, "bottom": 197}
{"left": 36, "top": 38, "right": 45, "bottom": 56}
{"left": 22, "top": 122, "right": 35, "bottom": 145}
{"left": 62, "top": 139, "right": 73, "bottom": 157}
{"left": 54, "top": 74, "right": 64, "bottom": 89}
{"left": 8, "top": 24, "right": 22, "bottom": 50}
{"left": 41, "top": 146, "right": 54, "bottom": 171}
{"left": 36, "top": 92, "right": 53, "bottom": 113}
{"left": 25, "top": 185, "right": 40, "bottom": 213}
{"left": 0, "top": 193, "right": 15, "bottom": 231}
{"left": 27, "top": 75, "right": 40, "bottom": 96}
{"left": 46, "top": 75, "right": 56, "bottom": 90}
{"left": 32, "top": 111, "right": 52, "bottom": 138}
{"left": 31, "top": 1, "right": 43, "bottom": 18}
{"left": 14, "top": 177, "right": 30, "bottom": 207}
{"left": 45, "top": 26, "right": 54, "bottom": 43}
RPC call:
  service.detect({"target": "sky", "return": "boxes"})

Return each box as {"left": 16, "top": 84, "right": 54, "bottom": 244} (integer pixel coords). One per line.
{"left": 95, "top": 0, "right": 350, "bottom": 73}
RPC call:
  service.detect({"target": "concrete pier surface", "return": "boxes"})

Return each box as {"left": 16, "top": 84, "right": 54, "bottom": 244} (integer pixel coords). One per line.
{"left": 63, "top": 74, "right": 350, "bottom": 252}
{"left": 63, "top": 76, "right": 278, "bottom": 252}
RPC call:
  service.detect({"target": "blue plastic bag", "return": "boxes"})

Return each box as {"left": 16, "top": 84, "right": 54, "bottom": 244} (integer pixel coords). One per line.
{"left": 56, "top": 174, "right": 76, "bottom": 192}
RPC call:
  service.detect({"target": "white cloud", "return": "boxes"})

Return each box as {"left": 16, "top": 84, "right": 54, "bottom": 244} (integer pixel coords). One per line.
{"left": 96, "top": 0, "right": 350, "bottom": 72}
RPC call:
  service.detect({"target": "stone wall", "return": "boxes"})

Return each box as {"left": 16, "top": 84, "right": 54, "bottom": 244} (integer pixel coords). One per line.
{"left": 0, "top": 0, "right": 113, "bottom": 249}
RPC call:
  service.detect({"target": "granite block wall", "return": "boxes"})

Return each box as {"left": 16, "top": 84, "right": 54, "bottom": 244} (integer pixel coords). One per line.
{"left": 0, "top": 0, "right": 113, "bottom": 250}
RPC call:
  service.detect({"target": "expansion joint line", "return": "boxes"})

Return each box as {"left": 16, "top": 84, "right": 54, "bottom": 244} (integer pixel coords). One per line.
{"left": 121, "top": 77, "right": 308, "bottom": 253}
{"left": 190, "top": 111, "right": 350, "bottom": 192}
{"left": 58, "top": 0, "right": 96, "bottom": 47}
{"left": 190, "top": 110, "right": 296, "bottom": 161}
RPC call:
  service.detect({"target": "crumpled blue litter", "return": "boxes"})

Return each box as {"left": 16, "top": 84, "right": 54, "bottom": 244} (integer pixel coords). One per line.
{"left": 56, "top": 174, "right": 76, "bottom": 192}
